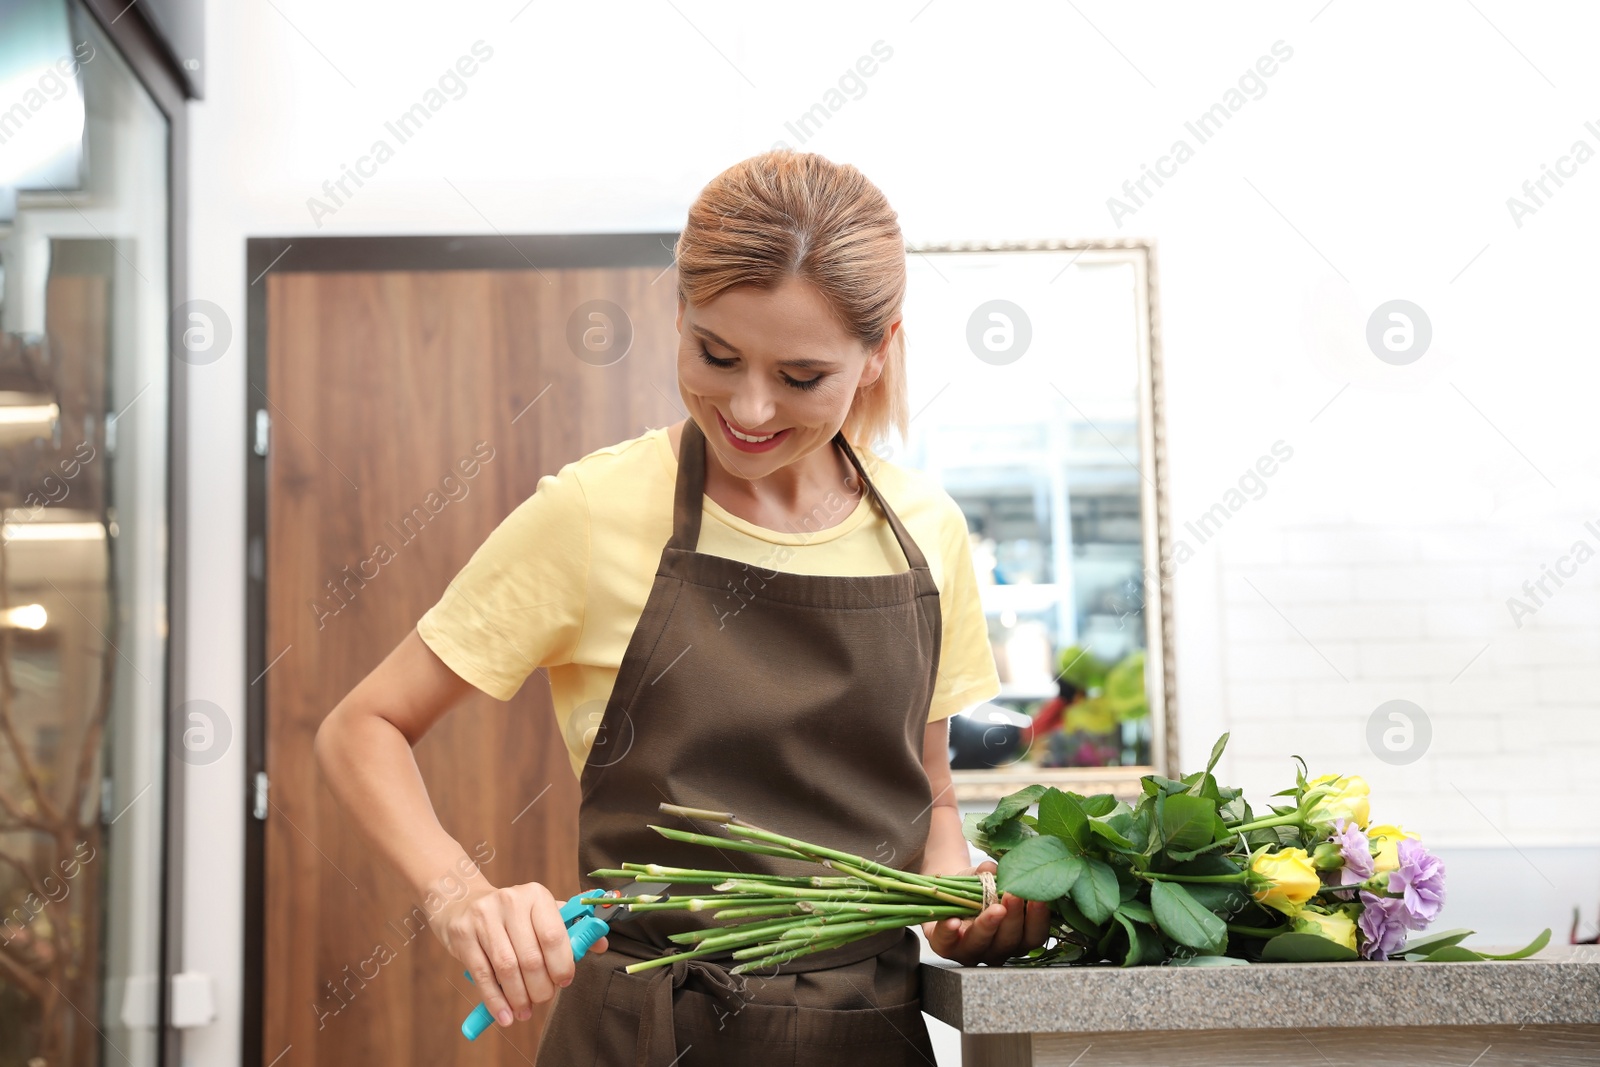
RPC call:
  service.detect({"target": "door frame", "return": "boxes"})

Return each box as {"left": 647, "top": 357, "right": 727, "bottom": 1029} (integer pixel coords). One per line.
{"left": 241, "top": 232, "right": 678, "bottom": 1067}
{"left": 70, "top": 1, "right": 194, "bottom": 1064}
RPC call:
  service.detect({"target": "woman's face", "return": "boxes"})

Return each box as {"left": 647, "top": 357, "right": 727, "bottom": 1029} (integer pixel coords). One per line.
{"left": 675, "top": 277, "right": 894, "bottom": 482}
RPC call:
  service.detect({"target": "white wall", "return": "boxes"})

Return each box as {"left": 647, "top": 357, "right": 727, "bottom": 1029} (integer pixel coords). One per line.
{"left": 183, "top": 2, "right": 1600, "bottom": 1062}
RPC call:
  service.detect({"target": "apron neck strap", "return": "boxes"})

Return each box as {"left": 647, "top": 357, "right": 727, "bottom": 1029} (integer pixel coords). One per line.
{"left": 668, "top": 417, "right": 931, "bottom": 573}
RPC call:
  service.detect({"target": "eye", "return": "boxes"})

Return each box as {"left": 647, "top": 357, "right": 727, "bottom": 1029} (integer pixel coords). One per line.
{"left": 698, "top": 348, "right": 824, "bottom": 391}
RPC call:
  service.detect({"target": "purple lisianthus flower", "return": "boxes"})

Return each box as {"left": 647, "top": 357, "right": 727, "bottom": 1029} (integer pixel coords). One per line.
{"left": 1332, "top": 818, "right": 1374, "bottom": 879}
{"left": 1318, "top": 818, "right": 1373, "bottom": 901}
{"left": 1356, "top": 890, "right": 1412, "bottom": 960}
{"left": 1387, "top": 837, "right": 1446, "bottom": 926}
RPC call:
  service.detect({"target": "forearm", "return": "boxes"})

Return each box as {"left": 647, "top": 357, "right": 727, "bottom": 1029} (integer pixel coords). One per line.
{"left": 315, "top": 706, "right": 489, "bottom": 900}
{"left": 920, "top": 801, "right": 973, "bottom": 876}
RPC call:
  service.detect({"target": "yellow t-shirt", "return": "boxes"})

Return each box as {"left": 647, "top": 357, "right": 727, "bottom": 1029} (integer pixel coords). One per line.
{"left": 416, "top": 425, "right": 1001, "bottom": 780}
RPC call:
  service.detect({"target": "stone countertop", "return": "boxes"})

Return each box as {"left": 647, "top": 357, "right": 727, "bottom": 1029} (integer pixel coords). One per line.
{"left": 919, "top": 945, "right": 1600, "bottom": 1035}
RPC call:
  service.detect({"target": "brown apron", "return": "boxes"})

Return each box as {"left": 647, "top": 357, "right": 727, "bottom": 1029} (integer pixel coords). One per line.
{"left": 534, "top": 416, "right": 944, "bottom": 1067}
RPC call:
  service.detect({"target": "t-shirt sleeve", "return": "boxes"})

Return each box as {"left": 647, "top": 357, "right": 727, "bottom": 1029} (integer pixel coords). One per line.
{"left": 927, "top": 495, "right": 1001, "bottom": 723}
{"left": 415, "top": 464, "right": 589, "bottom": 701}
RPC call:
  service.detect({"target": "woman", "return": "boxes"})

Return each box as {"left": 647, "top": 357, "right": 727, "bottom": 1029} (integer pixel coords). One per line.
{"left": 315, "top": 149, "right": 1051, "bottom": 1065}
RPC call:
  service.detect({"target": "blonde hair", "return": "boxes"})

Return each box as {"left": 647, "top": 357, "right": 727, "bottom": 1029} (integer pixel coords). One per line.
{"left": 673, "top": 150, "right": 909, "bottom": 452}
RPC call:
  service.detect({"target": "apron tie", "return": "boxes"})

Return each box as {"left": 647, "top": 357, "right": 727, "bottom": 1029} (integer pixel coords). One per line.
{"left": 635, "top": 955, "right": 748, "bottom": 1067}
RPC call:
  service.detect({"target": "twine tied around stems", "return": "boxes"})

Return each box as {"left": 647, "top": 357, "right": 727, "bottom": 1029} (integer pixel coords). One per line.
{"left": 979, "top": 870, "right": 998, "bottom": 909}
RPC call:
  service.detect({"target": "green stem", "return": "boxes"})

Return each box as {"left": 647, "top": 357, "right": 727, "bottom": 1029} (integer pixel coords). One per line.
{"left": 776, "top": 914, "right": 943, "bottom": 942}
{"left": 715, "top": 882, "right": 941, "bottom": 906}
{"left": 729, "top": 934, "right": 859, "bottom": 974}
{"left": 826, "top": 859, "right": 981, "bottom": 910}
{"left": 1314, "top": 881, "right": 1378, "bottom": 897}
{"left": 797, "top": 902, "right": 969, "bottom": 917}
{"left": 654, "top": 805, "right": 974, "bottom": 899}
{"left": 1227, "top": 922, "right": 1291, "bottom": 938}
{"left": 1138, "top": 871, "right": 1248, "bottom": 885}
{"left": 615, "top": 896, "right": 771, "bottom": 912}
{"left": 647, "top": 826, "right": 810, "bottom": 862}
{"left": 1224, "top": 812, "right": 1306, "bottom": 835}
{"left": 655, "top": 914, "right": 832, "bottom": 956}
{"left": 710, "top": 904, "right": 814, "bottom": 920}
{"left": 623, "top": 939, "right": 748, "bottom": 973}
{"left": 667, "top": 915, "right": 816, "bottom": 945}
{"left": 611, "top": 864, "right": 831, "bottom": 886}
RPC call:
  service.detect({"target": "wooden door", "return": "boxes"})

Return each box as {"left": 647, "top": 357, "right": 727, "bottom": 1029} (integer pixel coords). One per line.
{"left": 249, "top": 237, "right": 679, "bottom": 1065}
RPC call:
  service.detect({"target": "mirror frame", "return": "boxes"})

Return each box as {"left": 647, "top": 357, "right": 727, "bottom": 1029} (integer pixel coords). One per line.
{"left": 903, "top": 238, "right": 1177, "bottom": 801}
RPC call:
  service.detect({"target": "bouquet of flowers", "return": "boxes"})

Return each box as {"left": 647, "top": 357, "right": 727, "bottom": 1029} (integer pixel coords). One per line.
{"left": 593, "top": 733, "right": 1547, "bottom": 973}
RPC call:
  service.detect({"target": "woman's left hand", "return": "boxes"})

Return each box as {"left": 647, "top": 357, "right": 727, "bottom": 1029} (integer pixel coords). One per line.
{"left": 921, "top": 859, "right": 1052, "bottom": 966}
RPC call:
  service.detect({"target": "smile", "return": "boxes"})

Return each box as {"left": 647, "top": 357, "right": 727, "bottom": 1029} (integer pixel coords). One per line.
{"left": 716, "top": 410, "right": 790, "bottom": 452}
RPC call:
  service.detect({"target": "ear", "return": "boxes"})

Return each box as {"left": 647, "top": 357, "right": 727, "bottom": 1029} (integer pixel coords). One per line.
{"left": 860, "top": 319, "right": 899, "bottom": 388}
{"left": 675, "top": 295, "right": 686, "bottom": 333}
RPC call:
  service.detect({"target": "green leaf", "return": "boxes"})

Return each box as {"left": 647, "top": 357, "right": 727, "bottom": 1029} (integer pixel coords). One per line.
{"left": 1071, "top": 857, "right": 1120, "bottom": 924}
{"left": 1182, "top": 771, "right": 1223, "bottom": 803}
{"left": 1112, "top": 911, "right": 1165, "bottom": 967}
{"left": 961, "top": 812, "right": 1033, "bottom": 857}
{"left": 978, "top": 785, "right": 1047, "bottom": 833}
{"left": 996, "top": 835, "right": 1085, "bottom": 901}
{"left": 1089, "top": 817, "right": 1136, "bottom": 851}
{"left": 1476, "top": 928, "right": 1551, "bottom": 960}
{"left": 1150, "top": 880, "right": 1227, "bottom": 954}
{"left": 1170, "top": 854, "right": 1242, "bottom": 877}
{"left": 1167, "top": 953, "right": 1250, "bottom": 967}
{"left": 1117, "top": 869, "right": 1139, "bottom": 902}
{"left": 1163, "top": 837, "right": 1232, "bottom": 863}
{"left": 1037, "top": 788, "right": 1091, "bottom": 854}
{"left": 1116, "top": 899, "right": 1154, "bottom": 923}
{"left": 1246, "top": 824, "right": 1305, "bottom": 852}
{"left": 1141, "top": 775, "right": 1191, "bottom": 799}
{"left": 1204, "top": 732, "right": 1230, "bottom": 777}
{"left": 1180, "top": 881, "right": 1249, "bottom": 918}
{"left": 1160, "top": 794, "right": 1220, "bottom": 854}
{"left": 1257, "top": 932, "right": 1360, "bottom": 962}
{"left": 1415, "top": 945, "right": 1488, "bottom": 962}
{"left": 1400, "top": 926, "right": 1550, "bottom": 964}
{"left": 1079, "top": 794, "right": 1118, "bottom": 818}
{"left": 1051, "top": 896, "right": 1102, "bottom": 939}
{"left": 1396, "top": 927, "right": 1476, "bottom": 956}
{"left": 1478, "top": 927, "right": 1542, "bottom": 959}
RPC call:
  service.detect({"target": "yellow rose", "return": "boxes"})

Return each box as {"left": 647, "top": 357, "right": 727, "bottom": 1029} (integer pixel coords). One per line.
{"left": 1305, "top": 773, "right": 1370, "bottom": 831}
{"left": 1292, "top": 910, "right": 1358, "bottom": 951}
{"left": 1366, "top": 823, "right": 1420, "bottom": 874}
{"left": 1250, "top": 847, "right": 1321, "bottom": 915}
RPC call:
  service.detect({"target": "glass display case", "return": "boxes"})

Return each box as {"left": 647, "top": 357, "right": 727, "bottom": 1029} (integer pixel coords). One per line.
{"left": 1, "top": 3, "right": 175, "bottom": 1063}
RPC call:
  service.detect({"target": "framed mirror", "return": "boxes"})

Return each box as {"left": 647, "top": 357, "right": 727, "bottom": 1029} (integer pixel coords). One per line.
{"left": 884, "top": 240, "right": 1175, "bottom": 800}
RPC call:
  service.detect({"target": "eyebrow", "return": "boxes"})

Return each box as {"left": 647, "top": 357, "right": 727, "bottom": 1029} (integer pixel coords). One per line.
{"left": 692, "top": 326, "right": 839, "bottom": 370}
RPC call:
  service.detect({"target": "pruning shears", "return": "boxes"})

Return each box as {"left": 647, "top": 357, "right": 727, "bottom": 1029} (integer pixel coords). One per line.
{"left": 460, "top": 880, "right": 669, "bottom": 1040}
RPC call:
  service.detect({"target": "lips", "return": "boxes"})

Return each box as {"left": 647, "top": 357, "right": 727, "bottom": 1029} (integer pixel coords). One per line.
{"left": 716, "top": 409, "right": 790, "bottom": 453}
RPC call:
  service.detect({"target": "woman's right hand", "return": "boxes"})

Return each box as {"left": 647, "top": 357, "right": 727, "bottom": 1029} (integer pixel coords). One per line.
{"left": 428, "top": 881, "right": 608, "bottom": 1028}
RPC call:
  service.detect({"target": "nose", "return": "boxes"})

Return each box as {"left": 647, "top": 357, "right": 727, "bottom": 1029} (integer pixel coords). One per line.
{"left": 727, "top": 385, "right": 777, "bottom": 432}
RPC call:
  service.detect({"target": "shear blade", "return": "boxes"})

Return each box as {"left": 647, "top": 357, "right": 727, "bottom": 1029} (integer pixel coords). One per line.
{"left": 593, "top": 880, "right": 672, "bottom": 923}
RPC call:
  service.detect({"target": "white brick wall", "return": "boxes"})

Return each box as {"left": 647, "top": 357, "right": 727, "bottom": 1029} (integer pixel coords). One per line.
{"left": 1206, "top": 519, "right": 1597, "bottom": 849}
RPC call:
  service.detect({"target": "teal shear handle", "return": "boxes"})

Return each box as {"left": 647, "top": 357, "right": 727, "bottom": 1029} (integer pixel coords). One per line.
{"left": 460, "top": 890, "right": 613, "bottom": 1041}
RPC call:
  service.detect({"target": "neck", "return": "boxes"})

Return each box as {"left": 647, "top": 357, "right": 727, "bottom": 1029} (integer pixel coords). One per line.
{"left": 704, "top": 433, "right": 854, "bottom": 517}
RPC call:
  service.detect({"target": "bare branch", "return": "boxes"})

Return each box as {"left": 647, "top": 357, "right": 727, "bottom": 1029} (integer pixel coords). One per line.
{"left": 0, "top": 930, "right": 46, "bottom": 1000}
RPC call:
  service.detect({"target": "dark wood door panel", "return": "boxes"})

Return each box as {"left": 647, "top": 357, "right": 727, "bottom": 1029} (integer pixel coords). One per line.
{"left": 261, "top": 261, "right": 679, "bottom": 1064}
